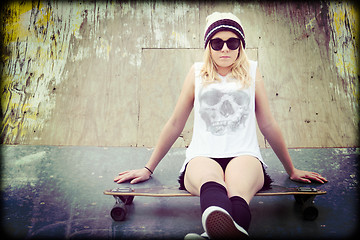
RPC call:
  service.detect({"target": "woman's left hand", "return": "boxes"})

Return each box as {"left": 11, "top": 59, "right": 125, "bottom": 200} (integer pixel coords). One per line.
{"left": 290, "top": 168, "right": 328, "bottom": 184}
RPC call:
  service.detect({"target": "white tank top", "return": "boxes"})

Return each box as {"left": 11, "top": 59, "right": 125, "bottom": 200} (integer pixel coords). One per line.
{"left": 180, "top": 60, "right": 266, "bottom": 173}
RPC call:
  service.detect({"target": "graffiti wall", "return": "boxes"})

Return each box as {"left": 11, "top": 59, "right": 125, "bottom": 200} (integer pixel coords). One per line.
{"left": 1, "top": 1, "right": 358, "bottom": 147}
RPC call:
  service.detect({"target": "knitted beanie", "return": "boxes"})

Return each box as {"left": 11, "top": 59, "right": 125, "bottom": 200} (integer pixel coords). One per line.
{"left": 204, "top": 12, "right": 245, "bottom": 49}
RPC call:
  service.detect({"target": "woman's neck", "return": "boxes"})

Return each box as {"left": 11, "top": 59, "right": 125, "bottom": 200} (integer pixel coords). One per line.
{"left": 217, "top": 66, "right": 231, "bottom": 77}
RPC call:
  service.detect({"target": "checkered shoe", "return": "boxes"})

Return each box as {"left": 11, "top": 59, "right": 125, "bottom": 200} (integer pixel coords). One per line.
{"left": 202, "top": 206, "right": 249, "bottom": 239}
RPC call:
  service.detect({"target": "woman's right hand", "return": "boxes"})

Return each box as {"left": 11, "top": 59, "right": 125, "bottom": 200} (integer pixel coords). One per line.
{"left": 114, "top": 168, "right": 152, "bottom": 184}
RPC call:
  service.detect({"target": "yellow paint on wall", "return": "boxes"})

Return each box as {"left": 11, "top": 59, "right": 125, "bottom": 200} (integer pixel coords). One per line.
{"left": 1, "top": 1, "right": 120, "bottom": 144}
{"left": 3, "top": 2, "right": 45, "bottom": 43}
{"left": 1, "top": 1, "right": 86, "bottom": 144}
{"left": 329, "top": 1, "right": 359, "bottom": 107}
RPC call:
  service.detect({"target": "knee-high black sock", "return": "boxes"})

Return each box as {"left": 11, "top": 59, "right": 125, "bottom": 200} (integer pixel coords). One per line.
{"left": 200, "top": 181, "right": 232, "bottom": 214}
{"left": 229, "top": 196, "right": 251, "bottom": 231}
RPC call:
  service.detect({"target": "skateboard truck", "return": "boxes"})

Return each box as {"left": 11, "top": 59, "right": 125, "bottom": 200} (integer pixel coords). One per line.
{"left": 110, "top": 188, "right": 135, "bottom": 221}
{"left": 111, "top": 187, "right": 134, "bottom": 193}
{"left": 296, "top": 187, "right": 317, "bottom": 192}
{"left": 293, "top": 187, "right": 318, "bottom": 220}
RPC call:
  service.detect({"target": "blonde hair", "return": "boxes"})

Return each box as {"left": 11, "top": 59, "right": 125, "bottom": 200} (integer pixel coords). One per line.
{"left": 200, "top": 42, "right": 251, "bottom": 88}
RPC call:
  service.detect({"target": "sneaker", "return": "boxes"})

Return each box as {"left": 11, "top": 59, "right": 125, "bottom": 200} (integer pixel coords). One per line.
{"left": 184, "top": 232, "right": 208, "bottom": 240}
{"left": 202, "top": 206, "right": 249, "bottom": 239}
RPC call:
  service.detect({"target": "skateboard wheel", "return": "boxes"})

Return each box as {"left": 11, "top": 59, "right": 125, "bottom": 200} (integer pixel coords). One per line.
{"left": 303, "top": 206, "right": 318, "bottom": 221}
{"left": 111, "top": 203, "right": 127, "bottom": 221}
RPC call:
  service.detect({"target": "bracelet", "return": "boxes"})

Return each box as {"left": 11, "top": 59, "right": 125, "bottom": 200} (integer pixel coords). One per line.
{"left": 144, "top": 166, "right": 153, "bottom": 175}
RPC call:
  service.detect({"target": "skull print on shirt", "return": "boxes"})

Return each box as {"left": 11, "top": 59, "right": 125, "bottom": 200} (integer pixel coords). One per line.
{"left": 199, "top": 88, "right": 250, "bottom": 136}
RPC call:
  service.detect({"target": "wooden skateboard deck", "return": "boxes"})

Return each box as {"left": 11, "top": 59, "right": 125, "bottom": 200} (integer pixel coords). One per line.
{"left": 104, "top": 185, "right": 326, "bottom": 221}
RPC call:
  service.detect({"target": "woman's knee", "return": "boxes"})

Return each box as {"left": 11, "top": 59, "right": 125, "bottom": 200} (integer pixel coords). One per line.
{"left": 184, "top": 157, "right": 226, "bottom": 195}
{"left": 225, "top": 156, "right": 264, "bottom": 202}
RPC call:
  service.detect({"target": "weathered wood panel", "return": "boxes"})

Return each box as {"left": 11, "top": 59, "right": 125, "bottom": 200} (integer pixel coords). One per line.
{"left": 1, "top": 1, "right": 358, "bottom": 147}
{"left": 256, "top": 2, "right": 359, "bottom": 147}
{"left": 36, "top": 2, "right": 145, "bottom": 146}
{"left": 137, "top": 49, "right": 202, "bottom": 147}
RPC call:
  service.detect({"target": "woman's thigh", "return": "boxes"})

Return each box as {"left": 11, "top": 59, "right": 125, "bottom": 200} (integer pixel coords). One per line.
{"left": 225, "top": 156, "right": 264, "bottom": 204}
{"left": 184, "top": 156, "right": 226, "bottom": 196}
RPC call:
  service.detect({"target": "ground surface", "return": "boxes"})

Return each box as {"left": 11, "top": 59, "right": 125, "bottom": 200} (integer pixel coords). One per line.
{"left": 1, "top": 146, "right": 359, "bottom": 239}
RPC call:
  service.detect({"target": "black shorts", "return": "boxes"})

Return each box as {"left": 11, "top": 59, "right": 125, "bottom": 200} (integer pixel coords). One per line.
{"left": 178, "top": 157, "right": 273, "bottom": 191}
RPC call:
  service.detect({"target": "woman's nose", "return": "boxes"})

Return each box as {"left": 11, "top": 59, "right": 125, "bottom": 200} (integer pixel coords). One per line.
{"left": 221, "top": 43, "right": 230, "bottom": 52}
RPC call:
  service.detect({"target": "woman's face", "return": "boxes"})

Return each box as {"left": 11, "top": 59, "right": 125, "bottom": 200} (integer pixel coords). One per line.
{"left": 210, "top": 31, "right": 240, "bottom": 70}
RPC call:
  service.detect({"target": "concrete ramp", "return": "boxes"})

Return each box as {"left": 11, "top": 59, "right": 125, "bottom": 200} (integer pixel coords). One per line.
{"left": 1, "top": 145, "right": 359, "bottom": 239}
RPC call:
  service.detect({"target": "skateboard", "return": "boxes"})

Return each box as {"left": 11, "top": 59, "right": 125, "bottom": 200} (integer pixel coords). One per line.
{"left": 104, "top": 185, "right": 326, "bottom": 221}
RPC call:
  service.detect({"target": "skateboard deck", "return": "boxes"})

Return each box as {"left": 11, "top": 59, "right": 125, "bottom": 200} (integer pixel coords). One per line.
{"left": 104, "top": 185, "right": 326, "bottom": 221}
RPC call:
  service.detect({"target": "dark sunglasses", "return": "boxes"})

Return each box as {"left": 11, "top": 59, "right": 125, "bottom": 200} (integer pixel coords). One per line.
{"left": 210, "top": 38, "right": 241, "bottom": 51}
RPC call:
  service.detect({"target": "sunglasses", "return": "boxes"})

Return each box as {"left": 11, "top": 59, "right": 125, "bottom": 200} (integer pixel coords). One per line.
{"left": 209, "top": 38, "right": 241, "bottom": 51}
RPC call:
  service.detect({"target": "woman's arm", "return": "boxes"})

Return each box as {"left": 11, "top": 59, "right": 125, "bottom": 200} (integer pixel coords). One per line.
{"left": 114, "top": 64, "right": 195, "bottom": 184}
{"left": 254, "top": 68, "right": 327, "bottom": 184}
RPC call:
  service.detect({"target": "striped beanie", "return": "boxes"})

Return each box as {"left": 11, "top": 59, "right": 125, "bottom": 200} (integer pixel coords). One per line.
{"left": 204, "top": 12, "right": 245, "bottom": 49}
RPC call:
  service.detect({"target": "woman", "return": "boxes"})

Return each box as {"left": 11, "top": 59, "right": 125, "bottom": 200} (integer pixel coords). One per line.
{"left": 114, "top": 12, "right": 327, "bottom": 239}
